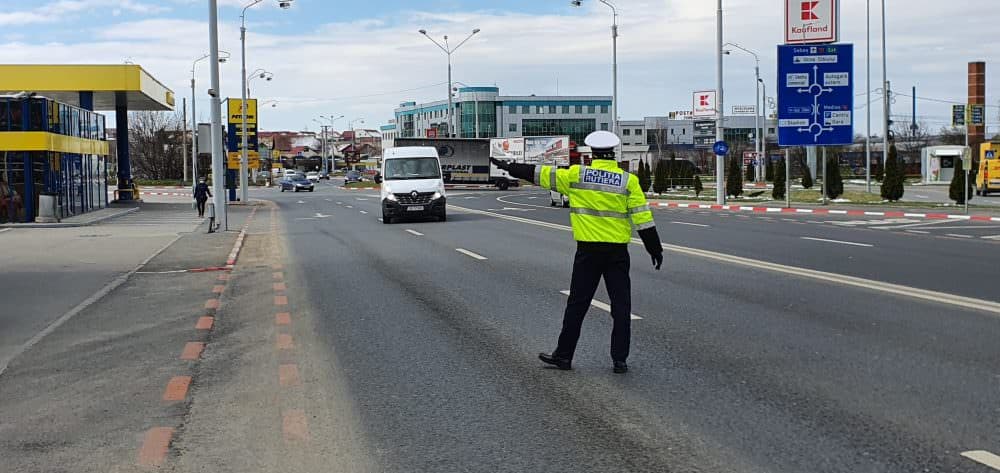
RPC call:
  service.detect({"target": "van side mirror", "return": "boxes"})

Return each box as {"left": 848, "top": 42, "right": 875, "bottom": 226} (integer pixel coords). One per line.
{"left": 374, "top": 173, "right": 382, "bottom": 184}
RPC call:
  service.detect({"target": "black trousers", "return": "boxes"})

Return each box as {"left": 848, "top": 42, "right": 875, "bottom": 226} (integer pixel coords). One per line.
{"left": 196, "top": 198, "right": 207, "bottom": 216}
{"left": 554, "top": 245, "right": 631, "bottom": 362}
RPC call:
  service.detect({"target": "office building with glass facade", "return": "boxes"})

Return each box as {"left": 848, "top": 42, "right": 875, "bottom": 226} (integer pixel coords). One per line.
{"left": 0, "top": 96, "right": 110, "bottom": 223}
{"left": 393, "top": 87, "right": 612, "bottom": 144}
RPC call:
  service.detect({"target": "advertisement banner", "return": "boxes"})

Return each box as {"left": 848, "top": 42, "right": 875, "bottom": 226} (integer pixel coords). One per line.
{"left": 785, "top": 0, "right": 839, "bottom": 44}
{"left": 490, "top": 137, "right": 525, "bottom": 161}
{"left": 732, "top": 105, "right": 757, "bottom": 115}
{"left": 227, "top": 98, "right": 257, "bottom": 125}
{"left": 693, "top": 90, "right": 717, "bottom": 118}
{"left": 525, "top": 136, "right": 570, "bottom": 166}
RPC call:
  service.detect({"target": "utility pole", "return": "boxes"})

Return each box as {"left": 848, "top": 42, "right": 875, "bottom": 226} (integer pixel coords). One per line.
{"left": 182, "top": 98, "right": 188, "bottom": 185}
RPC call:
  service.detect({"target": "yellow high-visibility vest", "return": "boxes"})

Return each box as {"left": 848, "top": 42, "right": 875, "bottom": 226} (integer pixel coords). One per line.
{"left": 536, "top": 159, "right": 655, "bottom": 243}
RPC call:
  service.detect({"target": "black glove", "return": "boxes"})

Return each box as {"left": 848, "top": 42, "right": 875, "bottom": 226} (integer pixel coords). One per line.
{"left": 651, "top": 253, "right": 663, "bottom": 271}
{"left": 489, "top": 157, "right": 511, "bottom": 171}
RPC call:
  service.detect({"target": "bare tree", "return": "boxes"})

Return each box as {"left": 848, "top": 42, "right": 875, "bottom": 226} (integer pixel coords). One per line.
{"left": 128, "top": 111, "right": 186, "bottom": 181}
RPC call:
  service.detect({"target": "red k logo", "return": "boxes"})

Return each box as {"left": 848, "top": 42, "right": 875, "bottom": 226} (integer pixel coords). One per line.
{"left": 801, "top": 1, "right": 819, "bottom": 20}
{"left": 699, "top": 95, "right": 710, "bottom": 107}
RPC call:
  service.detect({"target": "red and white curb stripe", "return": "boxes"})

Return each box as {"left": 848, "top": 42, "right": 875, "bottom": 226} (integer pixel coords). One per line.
{"left": 651, "top": 202, "right": 1000, "bottom": 222}
{"left": 226, "top": 206, "right": 259, "bottom": 268}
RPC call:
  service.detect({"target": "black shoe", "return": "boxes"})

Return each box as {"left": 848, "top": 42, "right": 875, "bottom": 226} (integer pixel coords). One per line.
{"left": 613, "top": 361, "right": 628, "bottom": 374}
{"left": 538, "top": 353, "right": 572, "bottom": 370}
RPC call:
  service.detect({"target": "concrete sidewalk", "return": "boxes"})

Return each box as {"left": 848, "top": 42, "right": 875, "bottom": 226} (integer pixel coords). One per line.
{"left": 0, "top": 203, "right": 139, "bottom": 228}
{"left": 0, "top": 202, "right": 262, "bottom": 472}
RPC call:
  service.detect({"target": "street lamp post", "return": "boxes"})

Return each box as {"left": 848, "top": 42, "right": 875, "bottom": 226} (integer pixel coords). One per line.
{"left": 571, "top": 0, "right": 619, "bottom": 154}
{"left": 319, "top": 115, "right": 343, "bottom": 173}
{"left": 716, "top": 0, "right": 725, "bottom": 205}
{"left": 724, "top": 42, "right": 762, "bottom": 183}
{"left": 207, "top": 0, "right": 226, "bottom": 230}
{"left": 240, "top": 0, "right": 291, "bottom": 203}
{"left": 866, "top": 0, "right": 872, "bottom": 193}
{"left": 349, "top": 118, "right": 364, "bottom": 164}
{"left": 881, "top": 0, "right": 889, "bottom": 184}
{"left": 191, "top": 51, "right": 229, "bottom": 194}
{"left": 419, "top": 28, "right": 480, "bottom": 138}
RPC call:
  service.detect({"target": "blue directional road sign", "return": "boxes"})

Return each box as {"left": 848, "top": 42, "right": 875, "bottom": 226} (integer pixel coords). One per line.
{"left": 713, "top": 141, "right": 729, "bottom": 156}
{"left": 777, "top": 43, "right": 854, "bottom": 146}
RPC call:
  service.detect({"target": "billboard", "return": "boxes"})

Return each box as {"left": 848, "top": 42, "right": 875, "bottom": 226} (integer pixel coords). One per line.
{"left": 785, "top": 0, "right": 839, "bottom": 44}
{"left": 225, "top": 98, "right": 260, "bottom": 169}
{"left": 692, "top": 90, "right": 717, "bottom": 118}
{"left": 490, "top": 137, "right": 525, "bottom": 161}
{"left": 525, "top": 136, "right": 570, "bottom": 166}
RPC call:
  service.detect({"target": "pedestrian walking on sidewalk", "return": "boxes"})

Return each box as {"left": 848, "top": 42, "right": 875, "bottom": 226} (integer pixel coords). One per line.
{"left": 194, "top": 178, "right": 212, "bottom": 218}
{"left": 490, "top": 131, "right": 663, "bottom": 374}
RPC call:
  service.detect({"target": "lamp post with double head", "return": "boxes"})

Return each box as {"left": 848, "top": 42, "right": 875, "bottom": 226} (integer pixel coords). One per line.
{"left": 724, "top": 42, "right": 763, "bottom": 183}
{"left": 571, "top": 0, "right": 618, "bottom": 154}
{"left": 239, "top": 0, "right": 291, "bottom": 203}
{"left": 191, "top": 50, "right": 230, "bottom": 193}
{"left": 418, "top": 28, "right": 480, "bottom": 138}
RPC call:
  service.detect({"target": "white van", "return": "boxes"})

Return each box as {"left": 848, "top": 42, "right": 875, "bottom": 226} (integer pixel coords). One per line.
{"left": 375, "top": 147, "right": 447, "bottom": 224}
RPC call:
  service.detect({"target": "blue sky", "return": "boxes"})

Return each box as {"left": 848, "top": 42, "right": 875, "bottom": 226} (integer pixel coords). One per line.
{"left": 0, "top": 0, "right": 995, "bottom": 135}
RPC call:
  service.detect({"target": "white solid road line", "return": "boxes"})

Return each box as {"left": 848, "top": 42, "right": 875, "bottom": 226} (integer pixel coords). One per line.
{"left": 671, "top": 221, "right": 710, "bottom": 228}
{"left": 405, "top": 229, "right": 424, "bottom": 236}
{"left": 906, "top": 230, "right": 930, "bottom": 234}
{"left": 455, "top": 248, "right": 488, "bottom": 260}
{"left": 961, "top": 451, "right": 1000, "bottom": 470}
{"left": 559, "top": 290, "right": 642, "bottom": 320}
{"left": 0, "top": 228, "right": 11, "bottom": 234}
{"left": 448, "top": 205, "right": 1000, "bottom": 316}
{"left": 984, "top": 235, "right": 1000, "bottom": 240}
{"left": 801, "top": 237, "right": 874, "bottom": 248}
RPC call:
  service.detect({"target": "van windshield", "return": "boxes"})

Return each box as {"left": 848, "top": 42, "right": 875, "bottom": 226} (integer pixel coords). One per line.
{"left": 385, "top": 157, "right": 441, "bottom": 180}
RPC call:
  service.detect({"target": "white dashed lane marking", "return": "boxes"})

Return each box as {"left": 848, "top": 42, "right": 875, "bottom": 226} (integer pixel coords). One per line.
{"left": 455, "top": 248, "right": 488, "bottom": 260}
{"left": 801, "top": 237, "right": 874, "bottom": 248}
{"left": 405, "top": 229, "right": 424, "bottom": 236}
{"left": 670, "top": 221, "right": 710, "bottom": 228}
{"left": 559, "top": 290, "right": 642, "bottom": 320}
{"left": 961, "top": 450, "right": 1000, "bottom": 470}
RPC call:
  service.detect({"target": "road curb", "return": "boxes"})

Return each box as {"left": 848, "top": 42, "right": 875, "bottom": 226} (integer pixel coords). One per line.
{"left": 650, "top": 202, "right": 1000, "bottom": 222}
{"left": 226, "top": 206, "right": 258, "bottom": 268}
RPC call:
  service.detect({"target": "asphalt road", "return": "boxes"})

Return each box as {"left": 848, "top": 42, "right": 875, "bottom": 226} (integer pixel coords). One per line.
{"left": 254, "top": 181, "right": 1000, "bottom": 472}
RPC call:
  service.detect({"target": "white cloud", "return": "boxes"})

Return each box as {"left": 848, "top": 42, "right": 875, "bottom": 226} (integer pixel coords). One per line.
{"left": 0, "top": 0, "right": 995, "bottom": 134}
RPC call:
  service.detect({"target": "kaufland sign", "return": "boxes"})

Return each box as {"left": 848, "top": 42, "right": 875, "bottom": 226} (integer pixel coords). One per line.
{"left": 785, "top": 0, "right": 839, "bottom": 44}
{"left": 692, "top": 90, "right": 717, "bottom": 118}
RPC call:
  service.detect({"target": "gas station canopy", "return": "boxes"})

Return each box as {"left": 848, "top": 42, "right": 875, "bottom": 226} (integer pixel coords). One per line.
{"left": 0, "top": 64, "right": 174, "bottom": 111}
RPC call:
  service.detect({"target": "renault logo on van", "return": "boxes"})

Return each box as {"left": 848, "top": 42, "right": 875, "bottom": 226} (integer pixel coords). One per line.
{"left": 411, "top": 191, "right": 419, "bottom": 198}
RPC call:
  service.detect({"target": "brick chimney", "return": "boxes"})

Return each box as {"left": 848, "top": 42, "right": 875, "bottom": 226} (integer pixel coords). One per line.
{"left": 968, "top": 61, "right": 986, "bottom": 149}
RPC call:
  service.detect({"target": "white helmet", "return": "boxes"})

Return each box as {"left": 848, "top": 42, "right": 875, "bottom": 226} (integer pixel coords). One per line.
{"left": 584, "top": 130, "right": 621, "bottom": 151}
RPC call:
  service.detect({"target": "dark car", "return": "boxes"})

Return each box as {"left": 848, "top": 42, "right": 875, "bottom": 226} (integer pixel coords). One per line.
{"left": 345, "top": 170, "right": 363, "bottom": 184}
{"left": 280, "top": 174, "right": 314, "bottom": 192}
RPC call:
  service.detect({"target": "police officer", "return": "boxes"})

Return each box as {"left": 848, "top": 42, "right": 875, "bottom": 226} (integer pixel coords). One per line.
{"left": 490, "top": 131, "right": 663, "bottom": 374}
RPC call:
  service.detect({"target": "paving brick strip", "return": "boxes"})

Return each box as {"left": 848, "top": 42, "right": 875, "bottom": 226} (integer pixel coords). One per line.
{"left": 651, "top": 201, "right": 1000, "bottom": 222}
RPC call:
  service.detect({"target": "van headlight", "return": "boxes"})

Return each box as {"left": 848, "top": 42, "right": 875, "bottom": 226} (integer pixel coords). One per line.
{"left": 385, "top": 193, "right": 397, "bottom": 202}
{"left": 432, "top": 191, "right": 443, "bottom": 200}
